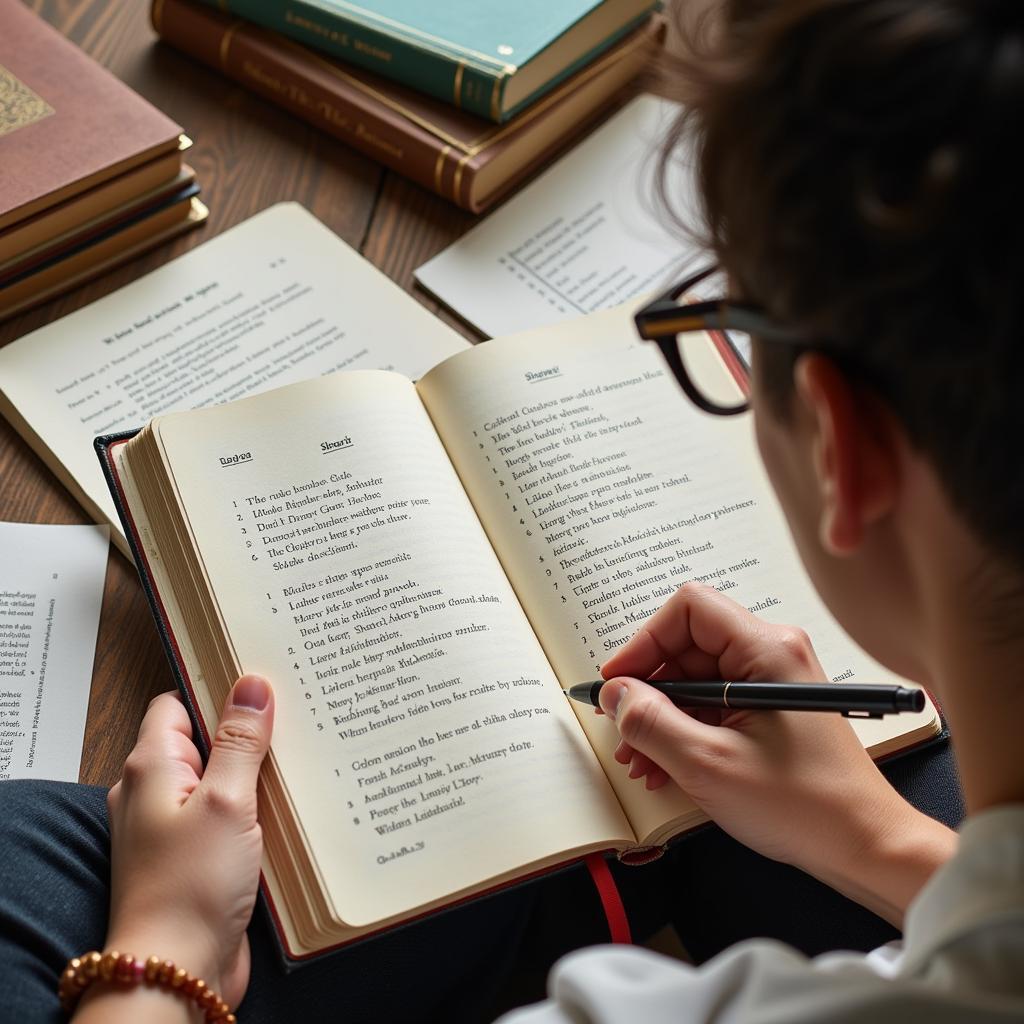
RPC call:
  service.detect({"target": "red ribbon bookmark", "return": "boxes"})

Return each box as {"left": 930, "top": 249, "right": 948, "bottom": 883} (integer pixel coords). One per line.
{"left": 584, "top": 852, "right": 632, "bottom": 944}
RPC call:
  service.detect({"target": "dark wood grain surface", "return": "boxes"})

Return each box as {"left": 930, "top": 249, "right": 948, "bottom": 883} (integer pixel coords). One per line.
{"left": 0, "top": 0, "right": 481, "bottom": 787}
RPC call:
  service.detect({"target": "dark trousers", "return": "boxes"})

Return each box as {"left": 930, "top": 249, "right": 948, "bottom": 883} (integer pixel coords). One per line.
{"left": 0, "top": 737, "right": 962, "bottom": 1024}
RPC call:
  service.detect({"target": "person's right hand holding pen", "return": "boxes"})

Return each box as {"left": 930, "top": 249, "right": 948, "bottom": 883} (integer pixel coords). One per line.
{"left": 595, "top": 582, "right": 956, "bottom": 928}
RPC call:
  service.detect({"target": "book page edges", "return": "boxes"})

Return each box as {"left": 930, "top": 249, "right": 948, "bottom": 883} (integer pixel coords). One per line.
{"left": 110, "top": 436, "right": 351, "bottom": 953}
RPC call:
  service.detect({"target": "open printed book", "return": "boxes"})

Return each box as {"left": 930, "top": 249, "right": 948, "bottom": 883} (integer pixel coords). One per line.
{"left": 99, "top": 303, "right": 939, "bottom": 960}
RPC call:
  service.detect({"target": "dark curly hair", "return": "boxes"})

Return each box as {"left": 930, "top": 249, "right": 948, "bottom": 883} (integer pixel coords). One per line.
{"left": 660, "top": 0, "right": 1024, "bottom": 570}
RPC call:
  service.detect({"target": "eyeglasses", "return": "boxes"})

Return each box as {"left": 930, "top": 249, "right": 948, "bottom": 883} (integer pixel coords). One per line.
{"left": 633, "top": 264, "right": 802, "bottom": 416}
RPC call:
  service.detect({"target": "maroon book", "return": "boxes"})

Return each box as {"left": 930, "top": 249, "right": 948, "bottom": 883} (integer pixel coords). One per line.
{"left": 0, "top": 0, "right": 183, "bottom": 230}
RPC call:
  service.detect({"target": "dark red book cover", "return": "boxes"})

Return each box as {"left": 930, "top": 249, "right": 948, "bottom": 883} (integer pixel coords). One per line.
{"left": 0, "top": 0, "right": 183, "bottom": 229}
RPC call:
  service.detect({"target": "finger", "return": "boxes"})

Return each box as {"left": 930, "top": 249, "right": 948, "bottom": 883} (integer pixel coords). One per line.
{"left": 646, "top": 660, "right": 682, "bottom": 682}
{"left": 675, "top": 647, "right": 720, "bottom": 682}
{"left": 136, "top": 691, "right": 193, "bottom": 747}
{"left": 614, "top": 742, "right": 667, "bottom": 787}
{"left": 169, "top": 729, "right": 204, "bottom": 780}
{"left": 120, "top": 692, "right": 200, "bottom": 799}
{"left": 199, "top": 675, "right": 275, "bottom": 814}
{"left": 644, "top": 768, "right": 671, "bottom": 790}
{"left": 602, "top": 583, "right": 758, "bottom": 681}
{"left": 692, "top": 707, "right": 727, "bottom": 727}
{"left": 604, "top": 583, "right": 822, "bottom": 684}
{"left": 600, "top": 676, "right": 736, "bottom": 790}
{"left": 628, "top": 751, "right": 658, "bottom": 779}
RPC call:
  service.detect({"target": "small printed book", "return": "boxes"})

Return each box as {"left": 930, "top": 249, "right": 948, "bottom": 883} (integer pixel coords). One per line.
{"left": 97, "top": 302, "right": 940, "bottom": 961}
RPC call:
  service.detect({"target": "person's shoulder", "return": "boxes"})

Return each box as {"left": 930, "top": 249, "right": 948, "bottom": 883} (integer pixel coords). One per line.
{"left": 494, "top": 924, "right": 1024, "bottom": 1024}
{"left": 902, "top": 804, "right": 1024, "bottom": 988}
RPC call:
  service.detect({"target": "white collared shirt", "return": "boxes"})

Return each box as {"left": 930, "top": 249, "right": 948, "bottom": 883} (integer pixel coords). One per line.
{"left": 499, "top": 806, "right": 1024, "bottom": 1023}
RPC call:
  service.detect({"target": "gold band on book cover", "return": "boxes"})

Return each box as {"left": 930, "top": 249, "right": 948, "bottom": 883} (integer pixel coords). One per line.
{"left": 220, "top": 21, "right": 242, "bottom": 69}
{"left": 452, "top": 149, "right": 473, "bottom": 205}
{"left": 434, "top": 143, "right": 451, "bottom": 195}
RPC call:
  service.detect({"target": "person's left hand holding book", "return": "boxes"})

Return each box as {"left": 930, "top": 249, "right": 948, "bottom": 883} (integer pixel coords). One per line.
{"left": 72, "top": 676, "right": 275, "bottom": 1022}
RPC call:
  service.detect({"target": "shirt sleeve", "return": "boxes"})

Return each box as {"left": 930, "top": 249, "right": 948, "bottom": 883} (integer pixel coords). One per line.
{"left": 493, "top": 941, "right": 976, "bottom": 1024}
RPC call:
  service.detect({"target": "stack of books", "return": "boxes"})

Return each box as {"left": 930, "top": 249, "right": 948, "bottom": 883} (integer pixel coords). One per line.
{"left": 151, "top": 0, "right": 665, "bottom": 213}
{"left": 0, "top": 0, "right": 207, "bottom": 322}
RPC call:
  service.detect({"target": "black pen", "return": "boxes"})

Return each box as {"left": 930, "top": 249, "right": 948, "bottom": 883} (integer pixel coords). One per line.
{"left": 563, "top": 680, "right": 925, "bottom": 718}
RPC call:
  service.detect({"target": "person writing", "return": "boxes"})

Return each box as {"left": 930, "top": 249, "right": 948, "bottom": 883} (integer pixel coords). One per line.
{"left": 2, "top": 0, "right": 1021, "bottom": 1020}
{"left": 499, "top": 0, "right": 1023, "bottom": 1017}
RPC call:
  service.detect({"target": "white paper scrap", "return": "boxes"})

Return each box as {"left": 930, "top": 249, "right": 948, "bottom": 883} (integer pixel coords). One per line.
{"left": 0, "top": 522, "right": 109, "bottom": 781}
{"left": 415, "top": 94, "right": 708, "bottom": 339}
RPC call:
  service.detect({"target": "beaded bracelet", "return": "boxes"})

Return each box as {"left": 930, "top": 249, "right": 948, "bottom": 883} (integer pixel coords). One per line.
{"left": 59, "top": 950, "right": 235, "bottom": 1022}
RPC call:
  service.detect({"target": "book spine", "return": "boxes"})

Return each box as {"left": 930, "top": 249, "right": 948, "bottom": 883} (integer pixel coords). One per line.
{"left": 153, "top": 0, "right": 480, "bottom": 209}
{"left": 190, "top": 0, "right": 507, "bottom": 121}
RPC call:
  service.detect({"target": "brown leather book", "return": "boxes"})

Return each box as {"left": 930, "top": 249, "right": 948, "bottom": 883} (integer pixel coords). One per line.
{"left": 152, "top": 0, "right": 665, "bottom": 213}
{"left": 0, "top": 0, "right": 184, "bottom": 232}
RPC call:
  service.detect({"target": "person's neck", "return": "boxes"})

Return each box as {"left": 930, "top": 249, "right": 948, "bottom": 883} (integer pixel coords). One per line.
{"left": 926, "top": 573, "right": 1024, "bottom": 816}
{"left": 891, "top": 458, "right": 1024, "bottom": 818}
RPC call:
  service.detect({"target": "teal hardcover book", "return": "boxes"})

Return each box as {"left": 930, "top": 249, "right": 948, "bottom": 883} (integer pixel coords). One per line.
{"left": 197, "top": 0, "right": 658, "bottom": 122}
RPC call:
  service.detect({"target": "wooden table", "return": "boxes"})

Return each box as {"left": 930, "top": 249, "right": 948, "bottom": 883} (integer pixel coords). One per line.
{"left": 1, "top": 0, "right": 481, "bottom": 787}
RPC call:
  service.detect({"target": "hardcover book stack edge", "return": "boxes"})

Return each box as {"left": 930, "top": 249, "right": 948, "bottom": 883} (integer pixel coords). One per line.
{"left": 0, "top": 0, "right": 208, "bottom": 321}
{"left": 152, "top": 0, "right": 665, "bottom": 211}
{"left": 191, "top": 0, "right": 660, "bottom": 122}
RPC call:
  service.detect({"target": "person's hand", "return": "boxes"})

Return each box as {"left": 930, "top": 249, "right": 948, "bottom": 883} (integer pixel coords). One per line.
{"left": 599, "top": 583, "right": 955, "bottom": 923}
{"left": 102, "top": 675, "right": 274, "bottom": 1010}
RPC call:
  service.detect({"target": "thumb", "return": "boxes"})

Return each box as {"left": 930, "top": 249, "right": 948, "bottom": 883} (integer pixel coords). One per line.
{"left": 201, "top": 675, "right": 275, "bottom": 806}
{"left": 600, "top": 677, "right": 726, "bottom": 786}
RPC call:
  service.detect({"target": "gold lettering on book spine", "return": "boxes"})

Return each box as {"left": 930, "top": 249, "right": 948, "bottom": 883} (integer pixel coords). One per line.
{"left": 0, "top": 64, "right": 55, "bottom": 138}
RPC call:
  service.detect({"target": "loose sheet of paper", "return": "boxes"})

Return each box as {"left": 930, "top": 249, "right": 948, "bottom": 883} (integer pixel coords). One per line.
{"left": 0, "top": 203, "right": 467, "bottom": 554}
{"left": 415, "top": 94, "right": 706, "bottom": 339}
{"left": 0, "top": 522, "right": 109, "bottom": 782}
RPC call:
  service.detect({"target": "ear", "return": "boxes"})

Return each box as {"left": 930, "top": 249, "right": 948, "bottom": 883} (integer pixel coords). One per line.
{"left": 793, "top": 353, "right": 899, "bottom": 556}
